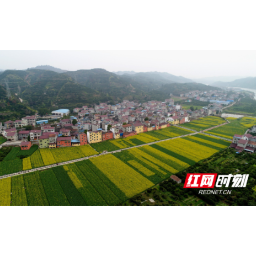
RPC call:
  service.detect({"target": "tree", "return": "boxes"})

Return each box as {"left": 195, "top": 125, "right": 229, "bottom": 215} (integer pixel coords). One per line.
{"left": 144, "top": 117, "right": 149, "bottom": 121}
{"left": 190, "top": 106, "right": 194, "bottom": 111}
{"left": 24, "top": 125, "right": 33, "bottom": 130}
{"left": 84, "top": 129, "right": 87, "bottom": 134}
{"left": 27, "top": 135, "right": 30, "bottom": 141}
{"left": 107, "top": 124, "right": 112, "bottom": 130}
{"left": 72, "top": 119, "right": 77, "bottom": 125}
{"left": 38, "top": 108, "right": 49, "bottom": 116}
{"left": 123, "top": 122, "right": 127, "bottom": 125}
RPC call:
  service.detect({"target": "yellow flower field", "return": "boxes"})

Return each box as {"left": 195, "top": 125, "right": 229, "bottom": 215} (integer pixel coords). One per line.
{"left": 40, "top": 149, "right": 56, "bottom": 165}
{"left": 63, "top": 165, "right": 83, "bottom": 189}
{"left": 128, "top": 160, "right": 155, "bottom": 176}
{"left": 128, "top": 153, "right": 167, "bottom": 176}
{"left": 128, "top": 148, "right": 179, "bottom": 174}
{"left": 141, "top": 145, "right": 190, "bottom": 169}
{"left": 186, "top": 136, "right": 228, "bottom": 149}
{"left": 90, "top": 154, "right": 154, "bottom": 198}
{"left": 157, "top": 138, "right": 218, "bottom": 162}
{"left": 0, "top": 178, "right": 11, "bottom": 206}
{"left": 79, "top": 145, "right": 98, "bottom": 157}
{"left": 23, "top": 157, "right": 32, "bottom": 170}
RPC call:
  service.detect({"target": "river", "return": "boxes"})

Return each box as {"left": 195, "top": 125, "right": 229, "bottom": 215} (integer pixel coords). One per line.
{"left": 232, "top": 87, "right": 256, "bottom": 100}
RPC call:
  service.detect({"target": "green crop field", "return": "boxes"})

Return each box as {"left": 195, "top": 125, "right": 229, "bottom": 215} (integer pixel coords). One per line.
{"left": 0, "top": 134, "right": 231, "bottom": 206}
{"left": 0, "top": 136, "right": 6, "bottom": 145}
{"left": 91, "top": 126, "right": 192, "bottom": 153}
{"left": 206, "top": 117, "right": 256, "bottom": 139}
{"left": 180, "top": 116, "right": 225, "bottom": 131}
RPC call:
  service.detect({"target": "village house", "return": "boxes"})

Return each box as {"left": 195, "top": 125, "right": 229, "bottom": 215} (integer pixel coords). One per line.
{"left": 18, "top": 130, "right": 30, "bottom": 141}
{"left": 87, "top": 130, "right": 102, "bottom": 144}
{"left": 56, "top": 137, "right": 72, "bottom": 147}
{"left": 29, "top": 130, "right": 42, "bottom": 141}
{"left": 60, "top": 119, "right": 71, "bottom": 127}
{"left": 22, "top": 116, "right": 36, "bottom": 126}
{"left": 4, "top": 120, "right": 14, "bottom": 129}
{"left": 78, "top": 133, "right": 87, "bottom": 145}
{"left": 14, "top": 119, "right": 27, "bottom": 128}
{"left": 41, "top": 125, "right": 55, "bottom": 133}
{"left": 102, "top": 131, "right": 114, "bottom": 141}
{"left": 132, "top": 122, "right": 143, "bottom": 134}
{"left": 122, "top": 124, "right": 132, "bottom": 133}
{"left": 170, "top": 175, "right": 182, "bottom": 184}
{"left": 3, "top": 128, "right": 17, "bottom": 138}
{"left": 60, "top": 128, "right": 71, "bottom": 137}
{"left": 6, "top": 131, "right": 18, "bottom": 141}
{"left": 20, "top": 141, "right": 32, "bottom": 151}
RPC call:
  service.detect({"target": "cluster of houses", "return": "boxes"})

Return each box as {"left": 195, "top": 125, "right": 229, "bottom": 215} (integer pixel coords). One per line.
{"left": 0, "top": 92, "right": 240, "bottom": 150}
{"left": 230, "top": 126, "right": 256, "bottom": 153}
{"left": 179, "top": 89, "right": 239, "bottom": 104}
{"left": 0, "top": 98, "right": 192, "bottom": 149}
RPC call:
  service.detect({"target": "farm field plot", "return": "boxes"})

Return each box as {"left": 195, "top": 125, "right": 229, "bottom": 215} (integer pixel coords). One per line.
{"left": 0, "top": 136, "right": 6, "bottom": 145}
{"left": 0, "top": 158, "right": 23, "bottom": 176}
{"left": 1, "top": 134, "right": 229, "bottom": 206}
{"left": 180, "top": 116, "right": 225, "bottom": 131}
{"left": 3, "top": 147, "right": 21, "bottom": 161}
{"left": 17, "top": 145, "right": 38, "bottom": 157}
{"left": 91, "top": 126, "right": 192, "bottom": 153}
{"left": 206, "top": 117, "right": 256, "bottom": 139}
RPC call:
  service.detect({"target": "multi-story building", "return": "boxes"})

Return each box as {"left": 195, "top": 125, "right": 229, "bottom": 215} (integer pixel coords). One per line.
{"left": 14, "top": 120, "right": 27, "bottom": 128}
{"left": 41, "top": 126, "right": 55, "bottom": 133}
{"left": 102, "top": 131, "right": 113, "bottom": 141}
{"left": 39, "top": 134, "right": 50, "bottom": 148}
{"left": 60, "top": 128, "right": 71, "bottom": 137}
{"left": 22, "top": 116, "right": 36, "bottom": 126}
{"left": 29, "top": 130, "right": 42, "bottom": 141}
{"left": 78, "top": 133, "right": 87, "bottom": 145}
{"left": 122, "top": 124, "right": 132, "bottom": 133}
{"left": 18, "top": 130, "right": 30, "bottom": 141}
{"left": 3, "top": 128, "right": 17, "bottom": 138}
{"left": 57, "top": 137, "right": 72, "bottom": 147}
{"left": 60, "top": 119, "right": 71, "bottom": 127}
{"left": 4, "top": 120, "right": 14, "bottom": 129}
{"left": 132, "top": 122, "right": 143, "bottom": 134}
{"left": 87, "top": 130, "right": 102, "bottom": 144}
{"left": 20, "top": 141, "right": 32, "bottom": 151}
{"left": 6, "top": 132, "right": 18, "bottom": 141}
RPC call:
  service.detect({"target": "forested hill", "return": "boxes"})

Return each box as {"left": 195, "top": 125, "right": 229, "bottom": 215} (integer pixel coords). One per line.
{"left": 116, "top": 71, "right": 194, "bottom": 84}
{"left": 0, "top": 68, "right": 219, "bottom": 122}
{"left": 212, "top": 77, "right": 256, "bottom": 89}
{"left": 28, "top": 65, "right": 68, "bottom": 73}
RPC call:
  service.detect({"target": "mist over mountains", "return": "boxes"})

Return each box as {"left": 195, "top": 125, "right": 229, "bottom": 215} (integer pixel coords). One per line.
{"left": 212, "top": 77, "right": 256, "bottom": 89}
{"left": 193, "top": 76, "right": 247, "bottom": 85}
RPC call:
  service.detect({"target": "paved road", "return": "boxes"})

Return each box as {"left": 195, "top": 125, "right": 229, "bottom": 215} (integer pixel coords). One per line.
{"left": 0, "top": 122, "right": 232, "bottom": 180}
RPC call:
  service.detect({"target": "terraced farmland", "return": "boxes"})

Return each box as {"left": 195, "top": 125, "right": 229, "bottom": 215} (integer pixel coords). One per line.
{"left": 0, "top": 134, "right": 230, "bottom": 206}
{"left": 206, "top": 117, "right": 256, "bottom": 139}
{"left": 180, "top": 116, "right": 226, "bottom": 131}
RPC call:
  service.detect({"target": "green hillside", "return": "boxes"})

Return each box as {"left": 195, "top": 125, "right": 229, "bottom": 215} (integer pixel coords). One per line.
{"left": 0, "top": 68, "right": 221, "bottom": 122}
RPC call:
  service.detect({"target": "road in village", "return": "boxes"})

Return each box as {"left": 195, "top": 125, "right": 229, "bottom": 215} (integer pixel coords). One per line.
{"left": 0, "top": 120, "right": 232, "bottom": 180}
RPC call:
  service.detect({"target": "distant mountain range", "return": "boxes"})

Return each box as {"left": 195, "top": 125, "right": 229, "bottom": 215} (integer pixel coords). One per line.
{"left": 193, "top": 76, "right": 246, "bottom": 85}
{"left": 212, "top": 77, "right": 256, "bottom": 89}
{"left": 28, "top": 65, "right": 68, "bottom": 73}
{"left": 115, "top": 71, "right": 194, "bottom": 84}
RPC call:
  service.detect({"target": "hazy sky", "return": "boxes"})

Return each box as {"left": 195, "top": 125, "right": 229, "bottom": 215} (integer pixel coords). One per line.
{"left": 1, "top": 50, "right": 256, "bottom": 79}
